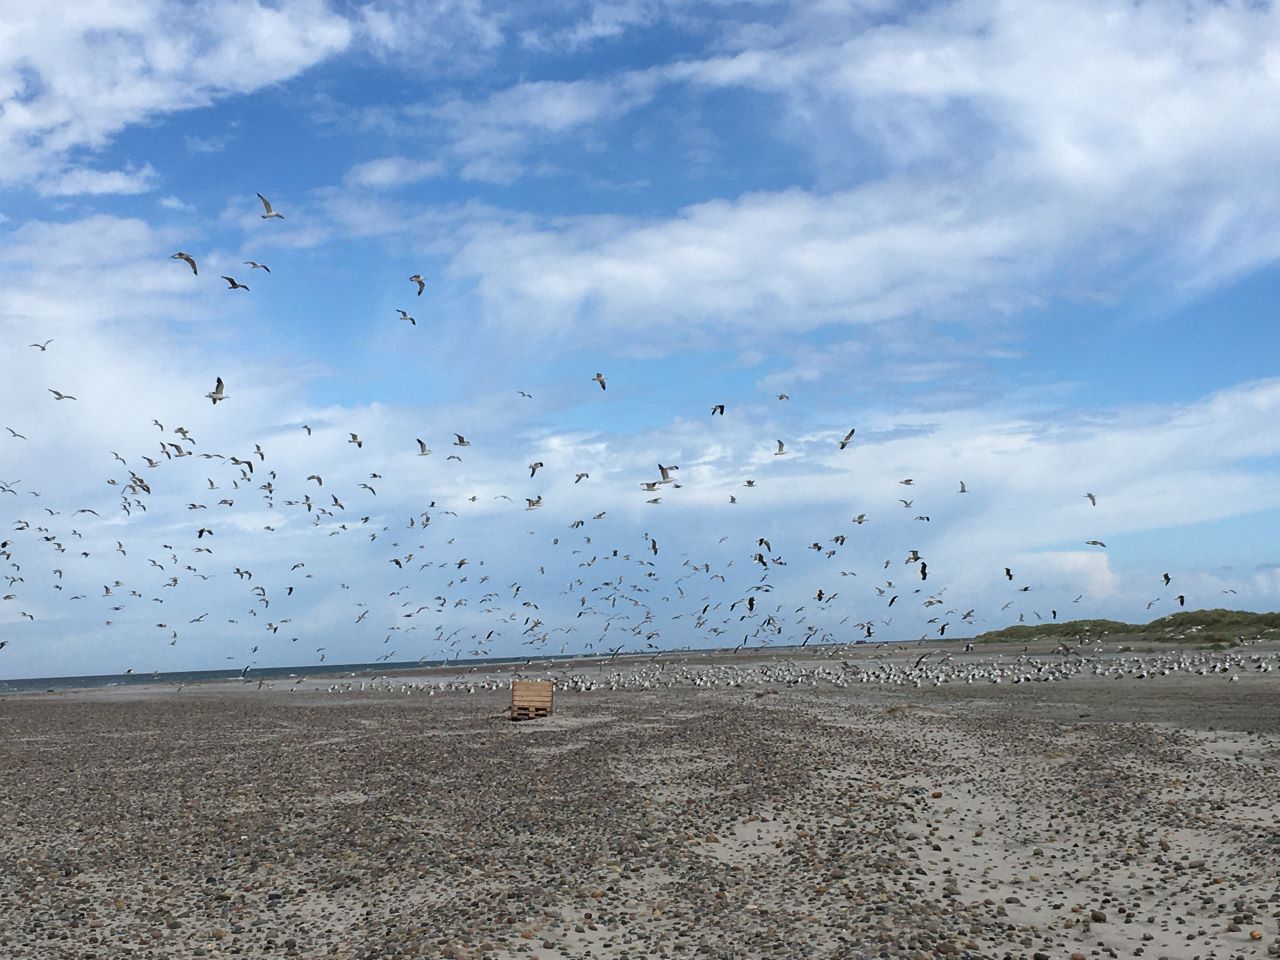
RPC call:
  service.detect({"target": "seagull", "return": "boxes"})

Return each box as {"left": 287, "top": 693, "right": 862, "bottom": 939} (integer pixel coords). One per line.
{"left": 48, "top": 389, "right": 76, "bottom": 400}
{"left": 593, "top": 372, "right": 607, "bottom": 391}
{"left": 1085, "top": 492, "right": 1097, "bottom": 506}
{"left": 958, "top": 481, "right": 968, "bottom": 493}
{"left": 526, "top": 496, "right": 543, "bottom": 510}
{"left": 1085, "top": 540, "right": 1106, "bottom": 547}
{"left": 416, "top": 438, "right": 431, "bottom": 456}
{"left": 410, "top": 274, "right": 425, "bottom": 296}
{"left": 711, "top": 404, "right": 725, "bottom": 416}
{"left": 221, "top": 275, "right": 249, "bottom": 291}
{"left": 454, "top": 434, "right": 470, "bottom": 447}
{"left": 5, "top": 428, "right": 25, "bottom": 439}
{"left": 206, "top": 378, "right": 226, "bottom": 405}
{"left": 170, "top": 252, "right": 198, "bottom": 275}
{"left": 529, "top": 462, "right": 544, "bottom": 478}
{"left": 1162, "top": 572, "right": 1171, "bottom": 586}
{"left": 29, "top": 339, "right": 54, "bottom": 351}
{"left": 574, "top": 473, "right": 589, "bottom": 483}
{"left": 243, "top": 260, "right": 271, "bottom": 272}
{"left": 776, "top": 394, "right": 789, "bottom": 400}
{"left": 348, "top": 433, "right": 363, "bottom": 448}
{"left": 397, "top": 309, "right": 415, "bottom": 326}
{"left": 838, "top": 428, "right": 855, "bottom": 450}
{"left": 774, "top": 439, "right": 786, "bottom": 455}
{"left": 257, "top": 193, "right": 284, "bottom": 219}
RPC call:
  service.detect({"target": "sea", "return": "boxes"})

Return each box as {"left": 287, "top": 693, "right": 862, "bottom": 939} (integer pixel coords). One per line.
{"left": 0, "top": 654, "right": 549, "bottom": 695}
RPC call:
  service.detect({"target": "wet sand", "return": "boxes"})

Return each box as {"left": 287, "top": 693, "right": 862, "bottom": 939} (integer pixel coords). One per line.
{"left": 2, "top": 648, "right": 1278, "bottom": 959}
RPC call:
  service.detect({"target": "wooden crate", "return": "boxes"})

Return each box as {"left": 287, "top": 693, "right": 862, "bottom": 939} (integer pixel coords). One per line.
{"left": 510, "top": 680, "right": 554, "bottom": 721}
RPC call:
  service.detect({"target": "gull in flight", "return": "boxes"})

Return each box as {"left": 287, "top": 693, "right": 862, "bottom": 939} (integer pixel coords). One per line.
{"left": 206, "top": 378, "right": 226, "bottom": 405}
{"left": 1085, "top": 492, "right": 1097, "bottom": 506}
{"left": 30, "top": 339, "right": 53, "bottom": 351}
{"left": 221, "top": 275, "right": 249, "bottom": 291}
{"left": 454, "top": 434, "right": 470, "bottom": 447}
{"left": 838, "top": 428, "right": 855, "bottom": 450}
{"left": 48, "top": 389, "right": 76, "bottom": 400}
{"left": 529, "top": 462, "right": 544, "bottom": 478}
{"left": 593, "top": 372, "right": 607, "bottom": 391}
{"left": 348, "top": 433, "right": 363, "bottom": 448}
{"left": 776, "top": 393, "right": 789, "bottom": 400}
{"left": 170, "top": 252, "right": 197, "bottom": 275}
{"left": 397, "top": 309, "right": 415, "bottom": 326}
{"left": 574, "top": 473, "right": 589, "bottom": 483}
{"left": 257, "top": 193, "right": 284, "bottom": 219}
{"left": 1085, "top": 540, "right": 1106, "bottom": 548}
{"left": 6, "top": 428, "right": 26, "bottom": 439}
{"left": 416, "top": 438, "right": 431, "bottom": 456}
{"left": 526, "top": 496, "right": 543, "bottom": 510}
{"left": 243, "top": 260, "right": 271, "bottom": 273}
{"left": 410, "top": 274, "right": 425, "bottom": 296}
{"left": 711, "top": 404, "right": 725, "bottom": 416}
{"left": 774, "top": 440, "right": 786, "bottom": 455}
{"left": 958, "top": 481, "right": 968, "bottom": 493}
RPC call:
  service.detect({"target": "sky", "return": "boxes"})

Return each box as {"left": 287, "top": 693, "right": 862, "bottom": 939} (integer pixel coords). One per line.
{"left": 3, "top": 0, "right": 1280, "bottom": 680}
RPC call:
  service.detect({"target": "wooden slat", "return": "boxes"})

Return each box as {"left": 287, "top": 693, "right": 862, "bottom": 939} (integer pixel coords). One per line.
{"left": 510, "top": 681, "right": 554, "bottom": 720}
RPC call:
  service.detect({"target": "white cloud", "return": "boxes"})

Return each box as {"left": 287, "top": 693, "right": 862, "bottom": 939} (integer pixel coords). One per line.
{"left": 0, "top": 0, "right": 353, "bottom": 187}
{"left": 344, "top": 155, "right": 444, "bottom": 190}
{"left": 37, "top": 163, "right": 158, "bottom": 197}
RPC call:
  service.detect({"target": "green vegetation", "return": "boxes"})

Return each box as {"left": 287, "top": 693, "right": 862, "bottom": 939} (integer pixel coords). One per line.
{"left": 973, "top": 608, "right": 1280, "bottom": 647}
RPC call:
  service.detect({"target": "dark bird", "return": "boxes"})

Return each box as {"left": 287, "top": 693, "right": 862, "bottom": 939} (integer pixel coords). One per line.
{"left": 593, "top": 372, "right": 607, "bottom": 390}
{"left": 206, "top": 377, "right": 226, "bottom": 404}
{"left": 410, "top": 274, "right": 426, "bottom": 295}
{"left": 221, "top": 275, "right": 249, "bottom": 291}
{"left": 170, "top": 252, "right": 197, "bottom": 275}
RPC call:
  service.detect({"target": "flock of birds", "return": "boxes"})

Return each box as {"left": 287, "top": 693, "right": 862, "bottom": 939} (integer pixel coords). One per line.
{"left": 0, "top": 191, "right": 1250, "bottom": 679}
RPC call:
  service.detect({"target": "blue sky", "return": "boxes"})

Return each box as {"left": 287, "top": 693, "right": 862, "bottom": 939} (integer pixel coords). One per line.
{"left": 3, "top": 0, "right": 1280, "bottom": 679}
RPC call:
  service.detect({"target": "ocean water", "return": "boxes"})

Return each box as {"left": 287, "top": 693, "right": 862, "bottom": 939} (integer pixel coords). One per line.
{"left": 0, "top": 655, "right": 537, "bottom": 694}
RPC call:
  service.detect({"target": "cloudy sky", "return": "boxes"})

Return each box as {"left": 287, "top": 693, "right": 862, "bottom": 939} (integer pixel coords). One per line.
{"left": 3, "top": 0, "right": 1280, "bottom": 680}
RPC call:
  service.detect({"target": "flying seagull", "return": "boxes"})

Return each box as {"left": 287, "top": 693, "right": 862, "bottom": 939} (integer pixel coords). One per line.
{"left": 593, "top": 372, "right": 607, "bottom": 391}
{"left": 410, "top": 274, "right": 425, "bottom": 296}
{"left": 30, "top": 339, "right": 53, "bottom": 351}
{"left": 1085, "top": 492, "right": 1097, "bottom": 506}
{"left": 838, "top": 428, "right": 855, "bottom": 450}
{"left": 48, "top": 389, "right": 76, "bottom": 400}
{"left": 396, "top": 309, "right": 415, "bottom": 326}
{"left": 221, "top": 275, "right": 249, "bottom": 291}
{"left": 170, "top": 252, "right": 197, "bottom": 275}
{"left": 416, "top": 438, "right": 431, "bottom": 456}
{"left": 257, "top": 193, "right": 284, "bottom": 219}
{"left": 711, "top": 404, "right": 725, "bottom": 416}
{"left": 206, "top": 378, "right": 226, "bottom": 405}
{"left": 1085, "top": 540, "right": 1106, "bottom": 547}
{"left": 774, "top": 439, "right": 786, "bottom": 455}
{"left": 243, "top": 260, "right": 271, "bottom": 272}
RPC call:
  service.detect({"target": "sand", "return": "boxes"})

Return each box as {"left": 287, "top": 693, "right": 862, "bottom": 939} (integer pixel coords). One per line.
{"left": 1, "top": 647, "right": 1278, "bottom": 959}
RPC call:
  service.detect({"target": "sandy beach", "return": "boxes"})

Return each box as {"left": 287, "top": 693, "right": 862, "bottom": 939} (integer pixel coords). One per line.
{"left": 2, "top": 643, "right": 1278, "bottom": 960}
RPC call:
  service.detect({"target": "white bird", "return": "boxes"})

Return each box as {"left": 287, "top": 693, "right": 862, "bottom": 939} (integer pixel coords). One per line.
{"left": 410, "top": 274, "right": 425, "bottom": 296}
{"left": 593, "top": 372, "right": 607, "bottom": 391}
{"left": 774, "top": 439, "right": 786, "bottom": 455}
{"left": 397, "top": 309, "right": 415, "bottom": 326}
{"left": 257, "top": 193, "right": 284, "bottom": 219}
{"left": 206, "top": 378, "right": 226, "bottom": 405}
{"left": 221, "top": 275, "right": 249, "bottom": 291}
{"left": 416, "top": 438, "right": 431, "bottom": 456}
{"left": 243, "top": 260, "right": 271, "bottom": 272}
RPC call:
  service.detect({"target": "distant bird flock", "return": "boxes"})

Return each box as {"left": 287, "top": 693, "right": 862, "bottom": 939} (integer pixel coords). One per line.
{"left": 0, "top": 192, "right": 1240, "bottom": 678}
